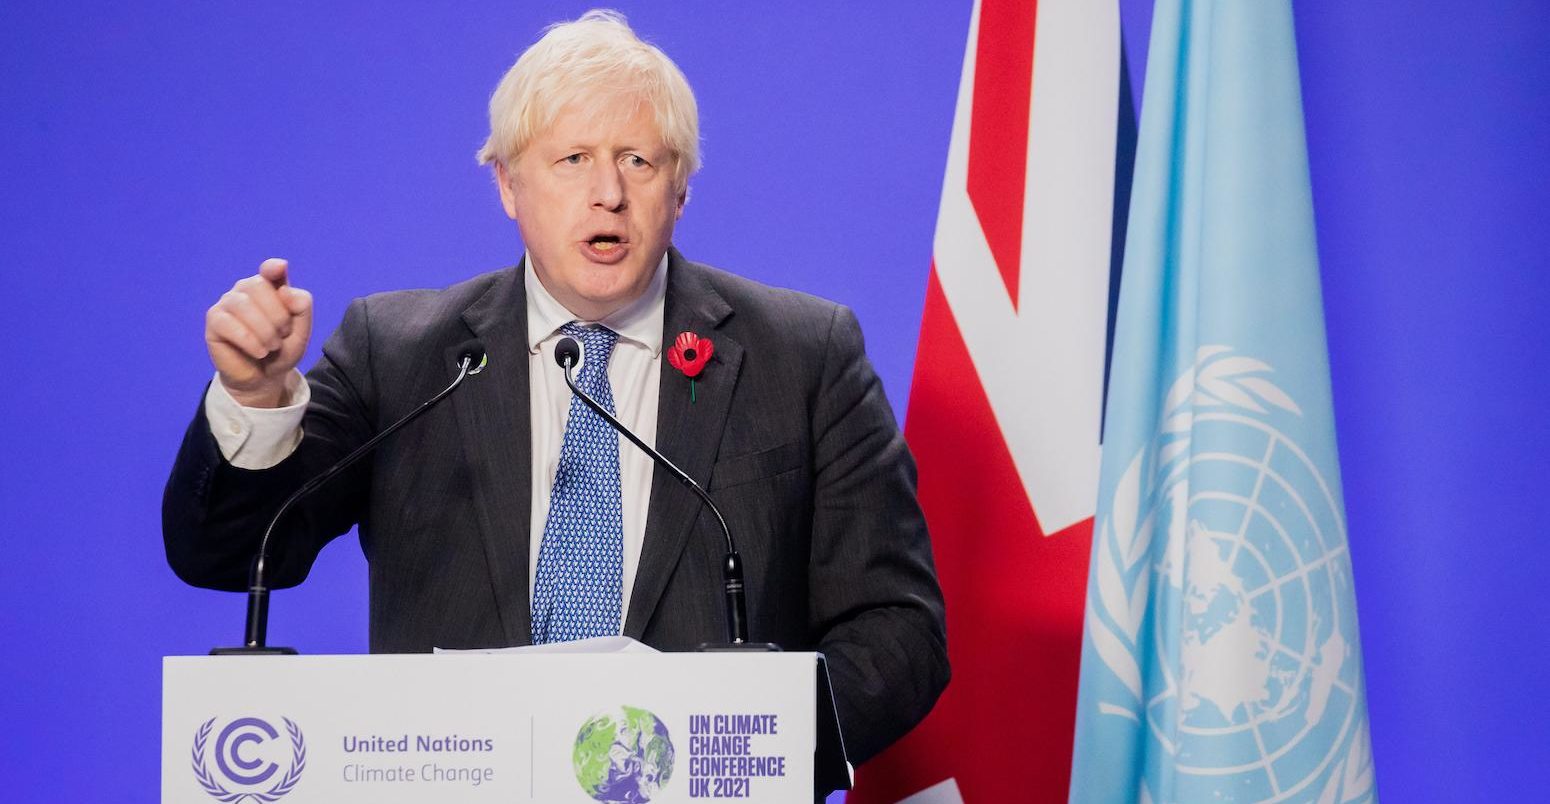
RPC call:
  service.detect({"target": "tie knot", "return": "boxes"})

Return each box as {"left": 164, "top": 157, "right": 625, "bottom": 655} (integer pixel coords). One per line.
{"left": 561, "top": 323, "right": 619, "bottom": 377}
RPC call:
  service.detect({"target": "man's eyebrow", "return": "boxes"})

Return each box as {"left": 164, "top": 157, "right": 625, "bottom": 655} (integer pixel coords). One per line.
{"left": 551, "top": 140, "right": 668, "bottom": 155}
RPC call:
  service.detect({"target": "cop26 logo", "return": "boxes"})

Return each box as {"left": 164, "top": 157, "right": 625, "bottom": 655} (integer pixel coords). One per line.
{"left": 190, "top": 716, "right": 306, "bottom": 802}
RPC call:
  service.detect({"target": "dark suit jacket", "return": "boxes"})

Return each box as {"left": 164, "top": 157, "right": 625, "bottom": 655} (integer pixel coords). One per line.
{"left": 163, "top": 249, "right": 948, "bottom": 763}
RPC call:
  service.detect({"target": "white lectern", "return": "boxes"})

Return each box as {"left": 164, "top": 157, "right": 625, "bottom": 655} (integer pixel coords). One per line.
{"left": 163, "top": 652, "right": 848, "bottom": 803}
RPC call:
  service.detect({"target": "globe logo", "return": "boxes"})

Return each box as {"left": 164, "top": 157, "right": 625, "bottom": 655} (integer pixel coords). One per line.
{"left": 573, "top": 706, "right": 675, "bottom": 803}
{"left": 1088, "top": 347, "right": 1374, "bottom": 802}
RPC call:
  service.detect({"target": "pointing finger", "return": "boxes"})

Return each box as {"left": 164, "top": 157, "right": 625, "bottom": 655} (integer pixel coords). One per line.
{"left": 258, "top": 258, "right": 289, "bottom": 287}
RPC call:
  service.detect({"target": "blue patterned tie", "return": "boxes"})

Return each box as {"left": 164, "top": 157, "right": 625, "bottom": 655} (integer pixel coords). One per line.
{"left": 531, "top": 323, "right": 624, "bottom": 644}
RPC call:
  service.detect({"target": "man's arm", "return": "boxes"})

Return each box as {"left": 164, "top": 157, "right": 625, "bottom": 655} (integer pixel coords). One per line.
{"left": 808, "top": 305, "right": 949, "bottom": 765}
{"left": 163, "top": 268, "right": 377, "bottom": 591}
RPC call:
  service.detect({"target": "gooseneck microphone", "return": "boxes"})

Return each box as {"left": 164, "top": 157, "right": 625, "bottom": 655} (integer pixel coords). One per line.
{"left": 212, "top": 341, "right": 488, "bottom": 655}
{"left": 554, "top": 336, "right": 771, "bottom": 649}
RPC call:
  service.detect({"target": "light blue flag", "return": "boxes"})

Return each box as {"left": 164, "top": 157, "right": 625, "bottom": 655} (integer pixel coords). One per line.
{"left": 1069, "top": 1, "right": 1375, "bottom": 801}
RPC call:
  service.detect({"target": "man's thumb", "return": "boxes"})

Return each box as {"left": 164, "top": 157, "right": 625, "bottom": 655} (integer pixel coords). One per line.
{"left": 280, "top": 285, "right": 313, "bottom": 317}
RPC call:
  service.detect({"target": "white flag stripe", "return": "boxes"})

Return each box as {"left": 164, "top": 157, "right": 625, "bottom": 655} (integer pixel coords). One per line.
{"left": 933, "top": 0, "right": 1120, "bottom": 534}
{"left": 896, "top": 777, "right": 966, "bottom": 804}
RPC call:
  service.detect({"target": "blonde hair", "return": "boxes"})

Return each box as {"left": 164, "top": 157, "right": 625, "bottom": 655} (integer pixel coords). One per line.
{"left": 476, "top": 9, "right": 700, "bottom": 191}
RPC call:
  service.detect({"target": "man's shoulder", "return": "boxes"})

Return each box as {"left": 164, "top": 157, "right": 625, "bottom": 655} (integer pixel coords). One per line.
{"left": 349, "top": 266, "right": 518, "bottom": 340}
{"left": 682, "top": 257, "right": 846, "bottom": 339}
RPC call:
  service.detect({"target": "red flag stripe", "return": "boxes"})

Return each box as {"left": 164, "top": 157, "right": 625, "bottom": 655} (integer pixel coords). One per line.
{"left": 848, "top": 268, "right": 1093, "bottom": 804}
{"left": 848, "top": 0, "right": 1120, "bottom": 799}
{"left": 965, "top": 0, "right": 1038, "bottom": 311}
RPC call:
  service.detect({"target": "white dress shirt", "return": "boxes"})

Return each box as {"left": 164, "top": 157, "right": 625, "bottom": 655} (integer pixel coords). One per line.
{"left": 203, "top": 253, "right": 666, "bottom": 625}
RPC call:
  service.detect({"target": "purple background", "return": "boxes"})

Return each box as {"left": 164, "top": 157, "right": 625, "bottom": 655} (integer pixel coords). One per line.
{"left": 1, "top": 2, "right": 1545, "bottom": 800}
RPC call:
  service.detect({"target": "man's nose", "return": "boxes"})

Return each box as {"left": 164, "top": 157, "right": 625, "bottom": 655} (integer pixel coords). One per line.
{"left": 590, "top": 163, "right": 625, "bottom": 211}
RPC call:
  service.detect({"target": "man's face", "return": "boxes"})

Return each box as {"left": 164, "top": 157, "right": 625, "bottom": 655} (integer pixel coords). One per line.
{"left": 497, "top": 96, "right": 685, "bottom": 320}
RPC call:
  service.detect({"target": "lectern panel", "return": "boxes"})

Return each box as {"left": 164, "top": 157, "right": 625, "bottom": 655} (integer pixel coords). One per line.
{"left": 163, "top": 653, "right": 816, "bottom": 803}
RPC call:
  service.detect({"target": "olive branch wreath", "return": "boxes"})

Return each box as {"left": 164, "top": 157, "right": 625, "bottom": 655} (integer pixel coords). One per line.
{"left": 190, "top": 717, "right": 306, "bottom": 803}
{"left": 1088, "top": 346, "right": 1300, "bottom": 721}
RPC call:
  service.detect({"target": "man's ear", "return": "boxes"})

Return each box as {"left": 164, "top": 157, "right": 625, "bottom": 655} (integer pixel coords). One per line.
{"left": 495, "top": 161, "right": 519, "bottom": 220}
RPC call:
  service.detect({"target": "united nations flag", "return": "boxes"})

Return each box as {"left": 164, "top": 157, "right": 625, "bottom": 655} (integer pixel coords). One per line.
{"left": 1070, "top": 1, "right": 1376, "bottom": 801}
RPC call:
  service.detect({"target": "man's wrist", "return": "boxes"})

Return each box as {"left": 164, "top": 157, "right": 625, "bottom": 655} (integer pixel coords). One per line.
{"left": 222, "top": 377, "right": 293, "bottom": 409}
{"left": 206, "top": 371, "right": 309, "bottom": 469}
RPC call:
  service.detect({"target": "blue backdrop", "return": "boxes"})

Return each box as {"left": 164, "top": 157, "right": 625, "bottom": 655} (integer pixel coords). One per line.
{"left": 2, "top": 2, "right": 1545, "bottom": 800}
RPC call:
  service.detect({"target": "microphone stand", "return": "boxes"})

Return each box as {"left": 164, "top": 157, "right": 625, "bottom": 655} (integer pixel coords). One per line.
{"left": 211, "top": 349, "right": 486, "bottom": 655}
{"left": 555, "top": 339, "right": 777, "bottom": 651}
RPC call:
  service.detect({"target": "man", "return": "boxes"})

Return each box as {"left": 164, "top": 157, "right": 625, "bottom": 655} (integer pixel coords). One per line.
{"left": 163, "top": 10, "right": 946, "bottom": 765}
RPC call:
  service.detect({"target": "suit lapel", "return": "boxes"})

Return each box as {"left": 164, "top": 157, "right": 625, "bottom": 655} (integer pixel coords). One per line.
{"left": 625, "top": 251, "right": 742, "bottom": 639}
{"left": 451, "top": 265, "right": 533, "bottom": 646}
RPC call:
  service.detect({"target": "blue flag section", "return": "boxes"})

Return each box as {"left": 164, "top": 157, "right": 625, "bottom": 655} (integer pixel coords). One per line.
{"left": 1070, "top": 1, "right": 1376, "bottom": 802}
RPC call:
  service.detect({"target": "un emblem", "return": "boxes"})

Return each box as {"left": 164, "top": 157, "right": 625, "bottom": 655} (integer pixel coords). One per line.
{"left": 1088, "top": 347, "right": 1374, "bottom": 802}
{"left": 190, "top": 716, "right": 306, "bottom": 802}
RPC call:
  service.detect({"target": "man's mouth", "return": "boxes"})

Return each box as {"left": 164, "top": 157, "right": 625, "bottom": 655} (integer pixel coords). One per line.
{"left": 583, "top": 234, "right": 628, "bottom": 263}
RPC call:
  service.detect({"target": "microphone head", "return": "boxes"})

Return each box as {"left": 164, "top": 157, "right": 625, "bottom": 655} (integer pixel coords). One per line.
{"left": 554, "top": 336, "right": 581, "bottom": 369}
{"left": 454, "top": 339, "right": 488, "bottom": 375}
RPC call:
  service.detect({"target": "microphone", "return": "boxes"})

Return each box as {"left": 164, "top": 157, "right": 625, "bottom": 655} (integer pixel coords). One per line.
{"left": 553, "top": 335, "right": 775, "bottom": 650}
{"left": 212, "top": 340, "right": 488, "bottom": 655}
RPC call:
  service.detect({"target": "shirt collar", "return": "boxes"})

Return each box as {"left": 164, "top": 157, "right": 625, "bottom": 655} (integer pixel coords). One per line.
{"left": 524, "top": 251, "right": 668, "bottom": 357}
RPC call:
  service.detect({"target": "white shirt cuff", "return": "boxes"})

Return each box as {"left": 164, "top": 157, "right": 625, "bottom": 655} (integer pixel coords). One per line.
{"left": 203, "top": 371, "right": 309, "bottom": 469}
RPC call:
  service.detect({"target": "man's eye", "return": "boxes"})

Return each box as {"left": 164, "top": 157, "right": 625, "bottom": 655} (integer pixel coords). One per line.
{"left": 561, "top": 154, "right": 584, "bottom": 165}
{"left": 623, "top": 154, "right": 649, "bottom": 168}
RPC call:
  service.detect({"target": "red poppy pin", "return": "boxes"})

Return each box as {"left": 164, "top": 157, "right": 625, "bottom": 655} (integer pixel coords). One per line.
{"left": 667, "top": 330, "right": 714, "bottom": 402}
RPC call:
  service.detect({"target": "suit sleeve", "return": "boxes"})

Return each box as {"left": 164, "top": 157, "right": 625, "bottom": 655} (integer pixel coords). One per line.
{"left": 808, "top": 305, "right": 949, "bottom": 765}
{"left": 162, "top": 298, "right": 380, "bottom": 591}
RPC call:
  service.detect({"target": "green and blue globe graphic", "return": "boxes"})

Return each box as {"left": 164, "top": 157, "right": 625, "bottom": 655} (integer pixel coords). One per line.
{"left": 573, "top": 706, "right": 675, "bottom": 803}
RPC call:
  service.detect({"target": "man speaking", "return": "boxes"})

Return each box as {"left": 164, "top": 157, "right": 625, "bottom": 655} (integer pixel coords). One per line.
{"left": 163, "top": 9, "right": 946, "bottom": 764}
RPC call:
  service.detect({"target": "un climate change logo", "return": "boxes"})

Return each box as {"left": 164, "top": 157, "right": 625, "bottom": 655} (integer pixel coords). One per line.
{"left": 190, "top": 716, "right": 306, "bottom": 802}
{"left": 1089, "top": 347, "right": 1374, "bottom": 802}
{"left": 573, "top": 706, "right": 675, "bottom": 803}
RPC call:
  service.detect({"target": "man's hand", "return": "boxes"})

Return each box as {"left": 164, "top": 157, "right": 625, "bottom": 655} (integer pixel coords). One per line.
{"left": 205, "top": 258, "right": 314, "bottom": 408}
